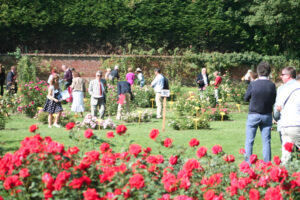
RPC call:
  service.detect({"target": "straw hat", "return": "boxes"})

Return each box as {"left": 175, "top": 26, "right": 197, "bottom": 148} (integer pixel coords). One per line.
{"left": 136, "top": 68, "right": 142, "bottom": 72}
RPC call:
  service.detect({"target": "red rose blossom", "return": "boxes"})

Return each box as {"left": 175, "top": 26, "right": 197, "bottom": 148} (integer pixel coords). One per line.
{"left": 223, "top": 154, "right": 235, "bottom": 163}
{"left": 239, "top": 148, "right": 246, "bottom": 154}
{"left": 249, "top": 188, "right": 260, "bottom": 200}
{"left": 116, "top": 125, "right": 127, "bottom": 135}
{"left": 189, "top": 138, "right": 200, "bottom": 147}
{"left": 83, "top": 188, "right": 100, "bottom": 200}
{"left": 164, "top": 138, "right": 173, "bottom": 148}
{"left": 29, "top": 124, "right": 38, "bottom": 133}
{"left": 149, "top": 129, "right": 159, "bottom": 140}
{"left": 84, "top": 128, "right": 93, "bottom": 139}
{"left": 284, "top": 142, "right": 294, "bottom": 152}
{"left": 106, "top": 131, "right": 114, "bottom": 138}
{"left": 169, "top": 155, "right": 178, "bottom": 165}
{"left": 19, "top": 168, "right": 30, "bottom": 178}
{"left": 249, "top": 154, "right": 257, "bottom": 164}
{"left": 129, "top": 173, "right": 145, "bottom": 189}
{"left": 211, "top": 145, "right": 222, "bottom": 155}
{"left": 129, "top": 144, "right": 142, "bottom": 157}
{"left": 196, "top": 147, "right": 207, "bottom": 158}
{"left": 273, "top": 156, "right": 281, "bottom": 165}
{"left": 100, "top": 143, "right": 110, "bottom": 153}
{"left": 65, "top": 122, "right": 75, "bottom": 130}
{"left": 3, "top": 175, "right": 23, "bottom": 190}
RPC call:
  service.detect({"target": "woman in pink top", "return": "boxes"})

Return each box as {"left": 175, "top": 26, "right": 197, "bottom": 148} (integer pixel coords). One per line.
{"left": 126, "top": 67, "right": 136, "bottom": 86}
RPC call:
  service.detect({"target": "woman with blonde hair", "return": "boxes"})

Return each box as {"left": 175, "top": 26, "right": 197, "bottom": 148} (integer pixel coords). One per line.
{"left": 70, "top": 71, "right": 85, "bottom": 117}
{"left": 43, "top": 74, "right": 63, "bottom": 128}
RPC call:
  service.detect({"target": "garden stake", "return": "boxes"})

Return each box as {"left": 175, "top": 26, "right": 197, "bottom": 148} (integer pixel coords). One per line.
{"left": 138, "top": 111, "right": 142, "bottom": 124}
{"left": 169, "top": 101, "right": 174, "bottom": 110}
{"left": 236, "top": 104, "right": 241, "bottom": 112}
{"left": 195, "top": 106, "right": 200, "bottom": 117}
{"left": 220, "top": 112, "right": 225, "bottom": 121}
{"left": 170, "top": 92, "right": 174, "bottom": 101}
{"left": 193, "top": 118, "right": 200, "bottom": 130}
{"left": 162, "top": 97, "right": 167, "bottom": 132}
{"left": 97, "top": 119, "right": 102, "bottom": 130}
{"left": 189, "top": 91, "right": 193, "bottom": 98}
{"left": 150, "top": 98, "right": 155, "bottom": 108}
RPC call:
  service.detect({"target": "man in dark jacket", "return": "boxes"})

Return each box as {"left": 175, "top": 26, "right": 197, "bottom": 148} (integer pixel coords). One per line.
{"left": 110, "top": 65, "right": 120, "bottom": 84}
{"left": 196, "top": 67, "right": 210, "bottom": 91}
{"left": 244, "top": 61, "right": 276, "bottom": 164}
{"left": 6, "top": 66, "right": 17, "bottom": 94}
{"left": 116, "top": 81, "right": 133, "bottom": 120}
{"left": 0, "top": 64, "right": 5, "bottom": 96}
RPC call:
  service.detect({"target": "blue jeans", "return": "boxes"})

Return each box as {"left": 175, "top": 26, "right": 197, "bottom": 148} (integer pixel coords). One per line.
{"left": 245, "top": 113, "right": 272, "bottom": 163}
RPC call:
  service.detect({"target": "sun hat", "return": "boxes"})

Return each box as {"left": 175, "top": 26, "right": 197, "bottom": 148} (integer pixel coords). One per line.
{"left": 136, "top": 68, "right": 142, "bottom": 72}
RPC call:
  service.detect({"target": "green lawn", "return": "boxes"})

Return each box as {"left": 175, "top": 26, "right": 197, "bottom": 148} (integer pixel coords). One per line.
{"left": 0, "top": 106, "right": 282, "bottom": 163}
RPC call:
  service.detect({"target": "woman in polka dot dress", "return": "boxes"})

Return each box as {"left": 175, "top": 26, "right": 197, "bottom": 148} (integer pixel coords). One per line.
{"left": 43, "top": 74, "right": 63, "bottom": 128}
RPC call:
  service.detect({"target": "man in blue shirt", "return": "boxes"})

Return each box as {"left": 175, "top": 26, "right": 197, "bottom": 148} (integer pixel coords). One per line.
{"left": 244, "top": 62, "right": 276, "bottom": 163}
{"left": 151, "top": 68, "right": 164, "bottom": 119}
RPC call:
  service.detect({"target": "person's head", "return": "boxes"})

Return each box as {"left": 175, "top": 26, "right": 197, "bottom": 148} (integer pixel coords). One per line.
{"left": 257, "top": 62, "right": 271, "bottom": 77}
{"left": 51, "top": 69, "right": 57, "bottom": 75}
{"left": 128, "top": 67, "right": 132, "bottom": 72}
{"left": 62, "top": 64, "right": 67, "bottom": 71}
{"left": 281, "top": 66, "right": 296, "bottom": 83}
{"left": 202, "top": 68, "right": 207, "bottom": 74}
{"left": 11, "top": 66, "right": 16, "bottom": 73}
{"left": 136, "top": 68, "right": 142, "bottom": 73}
{"left": 49, "top": 74, "right": 59, "bottom": 86}
{"left": 96, "top": 70, "right": 102, "bottom": 79}
{"left": 70, "top": 67, "right": 75, "bottom": 72}
{"left": 154, "top": 68, "right": 161, "bottom": 75}
{"left": 114, "top": 65, "right": 119, "bottom": 70}
{"left": 213, "top": 71, "right": 219, "bottom": 77}
{"left": 73, "top": 71, "right": 80, "bottom": 78}
{"left": 107, "top": 68, "right": 111, "bottom": 72}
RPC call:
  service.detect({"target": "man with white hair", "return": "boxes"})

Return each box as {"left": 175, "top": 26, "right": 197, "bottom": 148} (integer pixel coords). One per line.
{"left": 196, "top": 67, "right": 210, "bottom": 91}
{"left": 89, "top": 71, "right": 106, "bottom": 119}
{"left": 109, "top": 65, "right": 120, "bottom": 84}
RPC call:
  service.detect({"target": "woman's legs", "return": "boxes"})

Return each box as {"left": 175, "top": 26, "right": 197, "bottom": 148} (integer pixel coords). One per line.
{"left": 48, "top": 113, "right": 53, "bottom": 127}
{"left": 54, "top": 112, "right": 61, "bottom": 124}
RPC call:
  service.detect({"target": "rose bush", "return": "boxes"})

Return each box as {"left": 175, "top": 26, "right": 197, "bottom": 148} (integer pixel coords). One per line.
{"left": 0, "top": 125, "right": 299, "bottom": 199}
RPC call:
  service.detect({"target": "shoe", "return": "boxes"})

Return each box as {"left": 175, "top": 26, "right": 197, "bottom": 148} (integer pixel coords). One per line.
{"left": 53, "top": 123, "right": 61, "bottom": 128}
{"left": 48, "top": 125, "right": 52, "bottom": 128}
{"left": 156, "top": 116, "right": 162, "bottom": 119}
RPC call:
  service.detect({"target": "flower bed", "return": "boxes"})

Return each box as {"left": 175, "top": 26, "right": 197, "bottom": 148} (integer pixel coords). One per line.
{"left": 0, "top": 125, "right": 299, "bottom": 199}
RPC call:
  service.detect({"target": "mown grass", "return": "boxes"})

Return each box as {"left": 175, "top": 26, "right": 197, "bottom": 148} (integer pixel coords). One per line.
{"left": 0, "top": 104, "right": 281, "bottom": 163}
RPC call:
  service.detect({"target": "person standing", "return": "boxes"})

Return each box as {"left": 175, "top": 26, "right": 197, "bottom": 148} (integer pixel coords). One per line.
{"left": 116, "top": 81, "right": 133, "bottom": 120}
{"left": 213, "top": 71, "right": 222, "bottom": 101}
{"left": 276, "top": 76, "right": 300, "bottom": 165}
{"left": 151, "top": 68, "right": 164, "bottom": 119}
{"left": 273, "top": 66, "right": 296, "bottom": 143}
{"left": 88, "top": 71, "right": 106, "bottom": 119}
{"left": 105, "top": 68, "right": 111, "bottom": 80}
{"left": 70, "top": 72, "right": 85, "bottom": 117}
{"left": 6, "top": 66, "right": 17, "bottom": 94}
{"left": 62, "top": 64, "right": 73, "bottom": 102}
{"left": 196, "top": 67, "right": 210, "bottom": 91}
{"left": 47, "top": 69, "right": 58, "bottom": 85}
{"left": 110, "top": 65, "right": 120, "bottom": 84}
{"left": 244, "top": 62, "right": 276, "bottom": 163}
{"left": 126, "top": 67, "right": 136, "bottom": 87}
{"left": 136, "top": 68, "right": 145, "bottom": 87}
{"left": 242, "top": 69, "right": 255, "bottom": 84}
{"left": 43, "top": 74, "right": 63, "bottom": 128}
{"left": 0, "top": 64, "right": 5, "bottom": 96}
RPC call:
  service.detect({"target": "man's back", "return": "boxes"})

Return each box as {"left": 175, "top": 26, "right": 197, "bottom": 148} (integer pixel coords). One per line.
{"left": 244, "top": 79, "right": 276, "bottom": 114}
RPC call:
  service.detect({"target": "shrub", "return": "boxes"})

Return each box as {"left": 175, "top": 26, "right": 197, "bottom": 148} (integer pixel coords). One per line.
{"left": 121, "top": 109, "right": 153, "bottom": 123}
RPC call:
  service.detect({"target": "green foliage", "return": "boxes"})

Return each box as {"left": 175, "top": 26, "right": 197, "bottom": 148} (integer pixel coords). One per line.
{"left": 37, "top": 110, "right": 75, "bottom": 126}
{"left": 16, "top": 56, "right": 37, "bottom": 83}
{"left": 168, "top": 116, "right": 210, "bottom": 130}
{"left": 132, "top": 86, "right": 155, "bottom": 108}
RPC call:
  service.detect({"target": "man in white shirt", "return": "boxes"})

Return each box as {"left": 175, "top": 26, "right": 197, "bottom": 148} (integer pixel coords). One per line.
{"left": 89, "top": 71, "right": 106, "bottom": 119}
{"left": 151, "top": 68, "right": 164, "bottom": 119}
{"left": 276, "top": 75, "right": 300, "bottom": 165}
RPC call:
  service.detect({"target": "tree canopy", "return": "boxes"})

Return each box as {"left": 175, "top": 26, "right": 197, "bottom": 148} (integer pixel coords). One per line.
{"left": 0, "top": 0, "right": 299, "bottom": 57}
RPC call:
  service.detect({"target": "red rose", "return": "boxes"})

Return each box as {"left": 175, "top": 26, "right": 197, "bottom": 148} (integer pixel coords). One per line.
{"left": 129, "top": 144, "right": 142, "bottom": 157}
{"left": 223, "top": 154, "right": 235, "bottom": 163}
{"left": 249, "top": 188, "right": 260, "bottom": 200}
{"left": 83, "top": 188, "right": 100, "bottom": 200}
{"left": 69, "top": 176, "right": 91, "bottom": 189}
{"left": 100, "top": 143, "right": 110, "bottom": 153}
{"left": 84, "top": 129, "right": 93, "bottom": 139}
{"left": 149, "top": 129, "right": 159, "bottom": 140}
{"left": 106, "top": 131, "right": 114, "bottom": 138}
{"left": 264, "top": 186, "right": 283, "bottom": 200}
{"left": 29, "top": 124, "right": 38, "bottom": 133}
{"left": 3, "top": 175, "right": 23, "bottom": 190}
{"left": 169, "top": 155, "right": 178, "bottom": 165}
{"left": 196, "top": 147, "right": 207, "bottom": 158}
{"left": 129, "top": 174, "right": 145, "bottom": 189}
{"left": 183, "top": 159, "right": 200, "bottom": 172}
{"left": 116, "top": 125, "right": 127, "bottom": 135}
{"left": 65, "top": 122, "right": 75, "bottom": 130}
{"left": 164, "top": 138, "right": 173, "bottom": 148}
{"left": 239, "top": 148, "right": 246, "bottom": 154}
{"left": 249, "top": 154, "right": 257, "bottom": 164}
{"left": 189, "top": 138, "right": 199, "bottom": 147}
{"left": 203, "top": 189, "right": 215, "bottom": 200}
{"left": 273, "top": 156, "right": 281, "bottom": 165}
{"left": 239, "top": 196, "right": 246, "bottom": 200}
{"left": 284, "top": 142, "right": 294, "bottom": 152}
{"left": 211, "top": 145, "right": 222, "bottom": 155}
{"left": 19, "top": 168, "right": 30, "bottom": 178}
